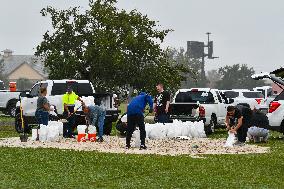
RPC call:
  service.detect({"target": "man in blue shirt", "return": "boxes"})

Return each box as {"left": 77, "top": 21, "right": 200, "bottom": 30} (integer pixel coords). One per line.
{"left": 83, "top": 101, "right": 106, "bottom": 142}
{"left": 126, "top": 92, "right": 153, "bottom": 150}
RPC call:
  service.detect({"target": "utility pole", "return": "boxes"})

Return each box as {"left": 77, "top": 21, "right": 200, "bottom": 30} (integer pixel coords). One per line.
{"left": 187, "top": 32, "right": 218, "bottom": 87}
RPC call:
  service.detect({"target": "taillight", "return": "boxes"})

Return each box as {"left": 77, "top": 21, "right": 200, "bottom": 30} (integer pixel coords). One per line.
{"left": 269, "top": 101, "right": 281, "bottom": 113}
{"left": 191, "top": 89, "right": 199, "bottom": 92}
{"left": 255, "top": 99, "right": 262, "bottom": 104}
{"left": 199, "top": 106, "right": 205, "bottom": 117}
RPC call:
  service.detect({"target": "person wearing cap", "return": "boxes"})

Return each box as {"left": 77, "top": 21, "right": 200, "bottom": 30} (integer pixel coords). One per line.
{"left": 62, "top": 86, "right": 84, "bottom": 138}
{"left": 126, "top": 92, "right": 153, "bottom": 150}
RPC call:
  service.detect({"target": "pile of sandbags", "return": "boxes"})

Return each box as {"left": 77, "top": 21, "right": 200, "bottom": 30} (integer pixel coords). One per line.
{"left": 32, "top": 121, "right": 64, "bottom": 142}
{"left": 144, "top": 120, "right": 206, "bottom": 140}
{"left": 75, "top": 96, "right": 95, "bottom": 110}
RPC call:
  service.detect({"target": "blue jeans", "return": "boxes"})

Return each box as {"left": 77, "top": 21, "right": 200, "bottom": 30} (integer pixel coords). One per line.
{"left": 156, "top": 114, "right": 169, "bottom": 124}
{"left": 35, "top": 110, "right": 49, "bottom": 126}
{"left": 97, "top": 111, "right": 106, "bottom": 138}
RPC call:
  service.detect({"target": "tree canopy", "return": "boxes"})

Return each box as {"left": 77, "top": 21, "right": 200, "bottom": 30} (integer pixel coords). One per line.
{"left": 36, "top": 0, "right": 188, "bottom": 94}
{"left": 216, "top": 64, "right": 265, "bottom": 89}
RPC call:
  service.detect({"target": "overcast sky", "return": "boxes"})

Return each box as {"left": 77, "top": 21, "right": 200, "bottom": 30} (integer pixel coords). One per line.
{"left": 0, "top": 0, "right": 283, "bottom": 73}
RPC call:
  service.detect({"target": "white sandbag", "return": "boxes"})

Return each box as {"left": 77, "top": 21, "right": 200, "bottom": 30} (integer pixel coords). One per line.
{"left": 75, "top": 96, "right": 95, "bottom": 109}
{"left": 48, "top": 121, "right": 63, "bottom": 136}
{"left": 121, "top": 114, "right": 127, "bottom": 123}
{"left": 180, "top": 124, "right": 189, "bottom": 137}
{"left": 31, "top": 129, "right": 38, "bottom": 141}
{"left": 58, "top": 122, "right": 63, "bottom": 136}
{"left": 77, "top": 125, "right": 87, "bottom": 134}
{"left": 145, "top": 123, "right": 153, "bottom": 139}
{"left": 133, "top": 130, "right": 141, "bottom": 147}
{"left": 39, "top": 124, "right": 48, "bottom": 142}
{"left": 189, "top": 122, "right": 200, "bottom": 138}
{"left": 224, "top": 132, "right": 236, "bottom": 147}
{"left": 47, "top": 125, "right": 59, "bottom": 142}
{"left": 196, "top": 121, "right": 206, "bottom": 138}
{"left": 88, "top": 125, "right": 96, "bottom": 134}
{"left": 149, "top": 123, "right": 168, "bottom": 139}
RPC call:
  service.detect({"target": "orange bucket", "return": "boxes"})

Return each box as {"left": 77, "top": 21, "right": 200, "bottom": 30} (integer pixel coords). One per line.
{"left": 77, "top": 134, "right": 86, "bottom": 142}
{"left": 9, "top": 82, "right": 16, "bottom": 92}
{"left": 89, "top": 133, "right": 96, "bottom": 142}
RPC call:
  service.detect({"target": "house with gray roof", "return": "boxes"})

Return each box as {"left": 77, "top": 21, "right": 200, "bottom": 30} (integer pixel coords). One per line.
{"left": 0, "top": 49, "right": 48, "bottom": 85}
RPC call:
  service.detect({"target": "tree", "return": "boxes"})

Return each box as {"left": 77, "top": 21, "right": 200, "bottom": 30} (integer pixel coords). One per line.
{"left": 164, "top": 47, "right": 202, "bottom": 89}
{"left": 207, "top": 69, "right": 221, "bottom": 88}
{"left": 36, "top": 0, "right": 187, "bottom": 94}
{"left": 0, "top": 58, "right": 8, "bottom": 88}
{"left": 216, "top": 64, "right": 265, "bottom": 89}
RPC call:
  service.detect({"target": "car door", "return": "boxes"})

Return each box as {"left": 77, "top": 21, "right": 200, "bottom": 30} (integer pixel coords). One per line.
{"left": 215, "top": 91, "right": 228, "bottom": 124}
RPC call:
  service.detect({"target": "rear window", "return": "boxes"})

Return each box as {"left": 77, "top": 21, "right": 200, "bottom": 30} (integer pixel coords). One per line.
{"left": 224, "top": 91, "right": 239, "bottom": 98}
{"left": 243, "top": 92, "right": 264, "bottom": 98}
{"left": 51, "top": 82, "right": 93, "bottom": 96}
{"left": 175, "top": 91, "right": 214, "bottom": 103}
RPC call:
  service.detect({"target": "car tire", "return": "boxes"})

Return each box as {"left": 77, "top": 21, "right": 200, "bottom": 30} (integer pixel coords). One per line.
{"left": 15, "top": 113, "right": 29, "bottom": 133}
{"left": 104, "top": 122, "right": 113, "bottom": 135}
{"left": 7, "top": 100, "right": 17, "bottom": 117}
{"left": 205, "top": 115, "right": 217, "bottom": 135}
{"left": 280, "top": 120, "right": 284, "bottom": 134}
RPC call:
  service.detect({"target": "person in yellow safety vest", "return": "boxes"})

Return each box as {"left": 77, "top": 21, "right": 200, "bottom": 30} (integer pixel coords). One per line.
{"left": 62, "top": 86, "right": 85, "bottom": 138}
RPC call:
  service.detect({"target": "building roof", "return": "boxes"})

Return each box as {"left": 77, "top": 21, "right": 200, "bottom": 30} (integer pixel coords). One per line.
{"left": 0, "top": 55, "right": 48, "bottom": 78}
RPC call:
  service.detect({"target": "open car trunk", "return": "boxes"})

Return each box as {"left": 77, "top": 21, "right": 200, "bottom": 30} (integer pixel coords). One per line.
{"left": 169, "top": 103, "right": 201, "bottom": 122}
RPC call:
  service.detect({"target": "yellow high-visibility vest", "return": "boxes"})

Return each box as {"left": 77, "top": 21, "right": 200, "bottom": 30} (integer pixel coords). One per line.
{"left": 63, "top": 92, "right": 79, "bottom": 106}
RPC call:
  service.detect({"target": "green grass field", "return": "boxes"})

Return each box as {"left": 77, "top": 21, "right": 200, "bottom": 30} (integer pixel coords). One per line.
{"left": 0, "top": 116, "right": 284, "bottom": 188}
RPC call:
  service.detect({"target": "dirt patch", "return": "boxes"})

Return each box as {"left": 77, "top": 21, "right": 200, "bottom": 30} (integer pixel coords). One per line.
{"left": 0, "top": 136, "right": 269, "bottom": 157}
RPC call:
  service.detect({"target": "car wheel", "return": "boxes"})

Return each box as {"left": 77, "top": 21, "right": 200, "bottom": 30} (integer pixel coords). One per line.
{"left": 15, "top": 113, "right": 29, "bottom": 133}
{"left": 7, "top": 100, "right": 17, "bottom": 117}
{"left": 280, "top": 120, "right": 284, "bottom": 134}
{"left": 104, "top": 122, "right": 113, "bottom": 135}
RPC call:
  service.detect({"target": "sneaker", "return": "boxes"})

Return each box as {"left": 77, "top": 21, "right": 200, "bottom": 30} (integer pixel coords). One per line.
{"left": 139, "top": 145, "right": 147, "bottom": 150}
{"left": 125, "top": 145, "right": 131, "bottom": 149}
{"left": 97, "top": 137, "right": 104, "bottom": 142}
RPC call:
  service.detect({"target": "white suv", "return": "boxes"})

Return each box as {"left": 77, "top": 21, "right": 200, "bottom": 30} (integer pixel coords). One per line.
{"left": 252, "top": 72, "right": 284, "bottom": 133}
{"left": 222, "top": 89, "right": 264, "bottom": 110}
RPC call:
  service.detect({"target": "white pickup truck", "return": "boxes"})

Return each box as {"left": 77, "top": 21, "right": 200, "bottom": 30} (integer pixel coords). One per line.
{"left": 15, "top": 80, "right": 120, "bottom": 134}
{"left": 0, "top": 85, "right": 21, "bottom": 116}
{"left": 169, "top": 88, "right": 234, "bottom": 134}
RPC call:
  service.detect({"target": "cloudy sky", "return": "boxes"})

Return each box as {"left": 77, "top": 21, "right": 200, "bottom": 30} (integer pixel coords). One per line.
{"left": 0, "top": 0, "right": 283, "bottom": 73}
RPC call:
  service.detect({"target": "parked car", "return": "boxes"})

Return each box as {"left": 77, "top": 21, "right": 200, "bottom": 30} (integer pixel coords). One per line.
{"left": 169, "top": 88, "right": 234, "bottom": 134}
{"left": 252, "top": 72, "right": 284, "bottom": 133}
{"left": 222, "top": 89, "right": 264, "bottom": 110}
{"left": 0, "top": 81, "right": 22, "bottom": 116}
{"left": 15, "top": 80, "right": 120, "bottom": 135}
{"left": 253, "top": 86, "right": 275, "bottom": 113}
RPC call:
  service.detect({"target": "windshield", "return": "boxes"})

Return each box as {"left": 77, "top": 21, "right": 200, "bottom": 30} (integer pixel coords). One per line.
{"left": 175, "top": 91, "right": 214, "bottom": 103}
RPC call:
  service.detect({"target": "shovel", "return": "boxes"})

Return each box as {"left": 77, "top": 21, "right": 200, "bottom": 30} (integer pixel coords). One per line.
{"left": 19, "top": 98, "right": 28, "bottom": 142}
{"left": 58, "top": 104, "right": 83, "bottom": 123}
